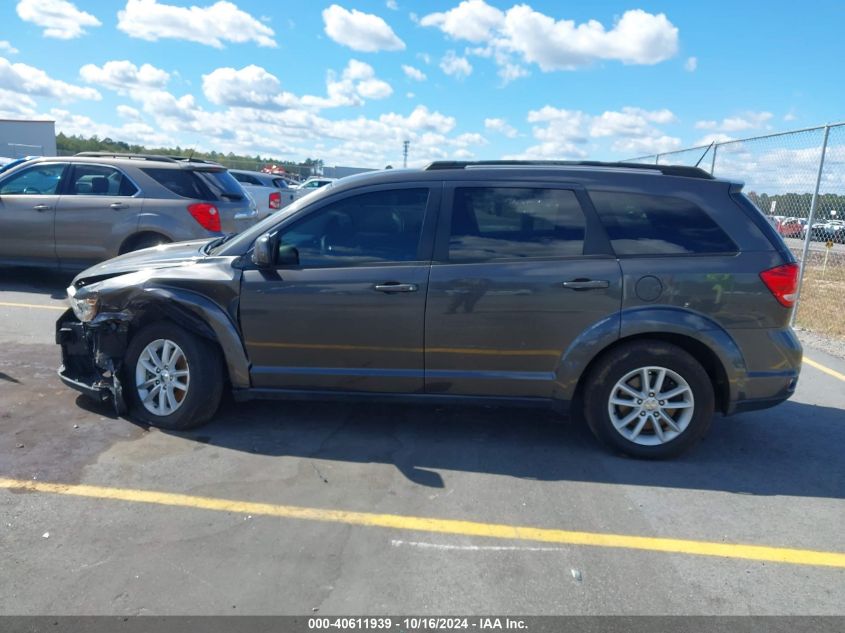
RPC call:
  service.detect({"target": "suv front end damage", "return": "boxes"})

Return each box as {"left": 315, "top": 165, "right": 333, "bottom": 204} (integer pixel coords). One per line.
{"left": 56, "top": 288, "right": 132, "bottom": 415}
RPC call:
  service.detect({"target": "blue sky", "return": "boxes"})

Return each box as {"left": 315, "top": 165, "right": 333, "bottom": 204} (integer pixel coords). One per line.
{"left": 0, "top": 0, "right": 843, "bottom": 167}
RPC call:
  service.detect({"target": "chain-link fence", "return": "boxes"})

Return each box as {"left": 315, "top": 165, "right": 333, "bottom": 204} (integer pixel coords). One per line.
{"left": 627, "top": 122, "right": 845, "bottom": 341}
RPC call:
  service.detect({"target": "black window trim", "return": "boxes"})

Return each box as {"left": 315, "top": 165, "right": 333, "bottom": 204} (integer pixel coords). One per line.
{"left": 588, "top": 189, "right": 739, "bottom": 258}
{"left": 63, "top": 162, "right": 143, "bottom": 198}
{"left": 244, "top": 181, "right": 442, "bottom": 270}
{"left": 432, "top": 180, "right": 614, "bottom": 264}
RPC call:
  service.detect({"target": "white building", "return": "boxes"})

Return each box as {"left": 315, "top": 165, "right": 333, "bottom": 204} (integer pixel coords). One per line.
{"left": 0, "top": 119, "right": 56, "bottom": 158}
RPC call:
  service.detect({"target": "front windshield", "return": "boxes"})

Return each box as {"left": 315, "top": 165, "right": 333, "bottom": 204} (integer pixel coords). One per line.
{"left": 211, "top": 180, "right": 335, "bottom": 255}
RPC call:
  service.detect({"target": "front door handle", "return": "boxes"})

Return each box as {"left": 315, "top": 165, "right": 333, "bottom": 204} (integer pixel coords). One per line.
{"left": 33, "top": 204, "right": 51, "bottom": 212}
{"left": 110, "top": 202, "right": 127, "bottom": 210}
{"left": 374, "top": 282, "right": 418, "bottom": 293}
{"left": 561, "top": 279, "right": 610, "bottom": 290}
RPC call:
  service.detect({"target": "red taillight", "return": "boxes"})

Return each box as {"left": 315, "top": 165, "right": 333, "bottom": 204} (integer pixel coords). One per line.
{"left": 269, "top": 191, "right": 281, "bottom": 210}
{"left": 760, "top": 263, "right": 799, "bottom": 308}
{"left": 187, "top": 203, "right": 221, "bottom": 232}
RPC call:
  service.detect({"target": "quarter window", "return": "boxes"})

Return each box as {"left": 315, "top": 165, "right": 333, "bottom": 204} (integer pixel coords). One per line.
{"left": 277, "top": 188, "right": 429, "bottom": 266}
{"left": 448, "top": 187, "right": 586, "bottom": 261}
{"left": 589, "top": 191, "right": 737, "bottom": 255}
{"left": 67, "top": 164, "right": 138, "bottom": 196}
{"left": 0, "top": 163, "right": 65, "bottom": 195}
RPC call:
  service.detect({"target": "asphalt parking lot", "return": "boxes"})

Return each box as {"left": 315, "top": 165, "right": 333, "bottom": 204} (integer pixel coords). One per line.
{"left": 1, "top": 267, "right": 843, "bottom": 616}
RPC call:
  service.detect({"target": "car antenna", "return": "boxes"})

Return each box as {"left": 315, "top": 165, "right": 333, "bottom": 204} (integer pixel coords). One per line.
{"left": 694, "top": 142, "right": 715, "bottom": 168}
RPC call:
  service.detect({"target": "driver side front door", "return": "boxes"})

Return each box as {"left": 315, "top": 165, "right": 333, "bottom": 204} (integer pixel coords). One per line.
{"left": 238, "top": 184, "right": 440, "bottom": 394}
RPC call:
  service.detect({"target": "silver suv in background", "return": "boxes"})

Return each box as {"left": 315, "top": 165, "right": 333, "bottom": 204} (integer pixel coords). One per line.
{"left": 0, "top": 152, "right": 258, "bottom": 270}
{"left": 230, "top": 169, "right": 295, "bottom": 219}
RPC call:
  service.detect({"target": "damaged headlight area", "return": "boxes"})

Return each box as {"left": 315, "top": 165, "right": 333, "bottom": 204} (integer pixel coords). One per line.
{"left": 57, "top": 294, "right": 131, "bottom": 415}
{"left": 67, "top": 285, "right": 100, "bottom": 322}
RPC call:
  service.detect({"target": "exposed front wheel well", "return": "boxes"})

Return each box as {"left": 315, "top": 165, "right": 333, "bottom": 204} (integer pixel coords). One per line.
{"left": 574, "top": 333, "right": 731, "bottom": 416}
{"left": 119, "top": 231, "right": 172, "bottom": 255}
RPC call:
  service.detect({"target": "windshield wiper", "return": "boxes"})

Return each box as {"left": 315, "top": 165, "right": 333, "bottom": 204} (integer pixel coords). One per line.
{"left": 203, "top": 233, "right": 236, "bottom": 254}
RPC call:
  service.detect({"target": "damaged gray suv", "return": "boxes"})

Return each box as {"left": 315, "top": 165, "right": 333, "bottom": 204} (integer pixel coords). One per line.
{"left": 57, "top": 161, "right": 802, "bottom": 458}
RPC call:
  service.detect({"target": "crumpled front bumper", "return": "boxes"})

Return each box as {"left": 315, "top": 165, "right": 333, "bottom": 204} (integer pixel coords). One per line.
{"left": 56, "top": 309, "right": 129, "bottom": 412}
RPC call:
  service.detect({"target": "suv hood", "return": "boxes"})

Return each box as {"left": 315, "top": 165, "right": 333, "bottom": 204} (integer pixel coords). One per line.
{"left": 74, "top": 239, "right": 212, "bottom": 283}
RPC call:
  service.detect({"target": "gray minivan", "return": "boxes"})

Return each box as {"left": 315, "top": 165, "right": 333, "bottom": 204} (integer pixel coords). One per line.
{"left": 0, "top": 152, "right": 257, "bottom": 270}
{"left": 56, "top": 161, "right": 802, "bottom": 458}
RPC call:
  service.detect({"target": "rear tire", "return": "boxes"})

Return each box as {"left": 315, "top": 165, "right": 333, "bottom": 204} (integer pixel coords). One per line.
{"left": 123, "top": 321, "right": 223, "bottom": 430}
{"left": 583, "top": 340, "right": 714, "bottom": 459}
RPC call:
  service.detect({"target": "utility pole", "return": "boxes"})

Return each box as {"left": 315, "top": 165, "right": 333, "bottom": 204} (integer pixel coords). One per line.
{"left": 403, "top": 139, "right": 410, "bottom": 168}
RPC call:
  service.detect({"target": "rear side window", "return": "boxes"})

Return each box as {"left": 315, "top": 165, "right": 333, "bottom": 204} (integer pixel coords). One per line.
{"left": 589, "top": 191, "right": 737, "bottom": 256}
{"left": 67, "top": 164, "right": 138, "bottom": 196}
{"left": 142, "top": 168, "right": 244, "bottom": 201}
{"left": 232, "top": 172, "right": 260, "bottom": 185}
{"left": 272, "top": 178, "right": 289, "bottom": 189}
{"left": 449, "top": 187, "right": 586, "bottom": 261}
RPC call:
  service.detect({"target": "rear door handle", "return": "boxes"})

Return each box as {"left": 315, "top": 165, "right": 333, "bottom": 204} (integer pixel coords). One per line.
{"left": 110, "top": 202, "right": 127, "bottom": 210}
{"left": 561, "top": 279, "right": 610, "bottom": 290}
{"left": 33, "top": 204, "right": 51, "bottom": 212}
{"left": 374, "top": 282, "right": 418, "bottom": 293}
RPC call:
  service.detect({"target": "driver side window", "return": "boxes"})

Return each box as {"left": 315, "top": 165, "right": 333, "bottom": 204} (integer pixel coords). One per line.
{"left": 276, "top": 188, "right": 429, "bottom": 267}
{"left": 0, "top": 163, "right": 66, "bottom": 195}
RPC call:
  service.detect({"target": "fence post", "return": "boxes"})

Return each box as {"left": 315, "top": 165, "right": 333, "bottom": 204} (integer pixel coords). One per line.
{"left": 709, "top": 144, "right": 718, "bottom": 175}
{"left": 791, "top": 124, "right": 831, "bottom": 327}
{"left": 654, "top": 154, "right": 660, "bottom": 165}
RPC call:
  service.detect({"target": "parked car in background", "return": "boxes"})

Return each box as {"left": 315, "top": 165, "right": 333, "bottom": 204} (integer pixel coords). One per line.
{"left": 0, "top": 156, "right": 38, "bottom": 174}
{"left": 0, "top": 152, "right": 258, "bottom": 270}
{"left": 802, "top": 219, "right": 845, "bottom": 243}
{"left": 293, "top": 176, "right": 336, "bottom": 199}
{"left": 777, "top": 217, "right": 806, "bottom": 238}
{"left": 57, "top": 160, "right": 801, "bottom": 459}
{"left": 230, "top": 169, "right": 295, "bottom": 219}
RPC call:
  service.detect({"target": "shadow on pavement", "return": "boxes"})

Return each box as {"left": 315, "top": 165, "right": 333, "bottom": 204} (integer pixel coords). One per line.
{"left": 150, "top": 397, "right": 845, "bottom": 499}
{"left": 0, "top": 267, "right": 75, "bottom": 300}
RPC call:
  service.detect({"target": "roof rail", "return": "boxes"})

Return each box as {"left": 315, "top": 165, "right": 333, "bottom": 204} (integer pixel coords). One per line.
{"left": 422, "top": 160, "right": 714, "bottom": 180}
{"left": 75, "top": 152, "right": 179, "bottom": 162}
{"left": 74, "top": 152, "right": 220, "bottom": 166}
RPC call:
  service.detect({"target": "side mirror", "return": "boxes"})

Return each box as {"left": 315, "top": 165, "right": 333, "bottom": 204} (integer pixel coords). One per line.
{"left": 277, "top": 244, "right": 299, "bottom": 266}
{"left": 251, "top": 233, "right": 275, "bottom": 267}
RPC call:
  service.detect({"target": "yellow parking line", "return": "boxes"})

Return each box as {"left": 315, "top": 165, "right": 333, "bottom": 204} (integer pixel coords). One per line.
{"left": 804, "top": 357, "right": 845, "bottom": 383}
{"left": 1, "top": 477, "right": 843, "bottom": 568}
{"left": 0, "top": 301, "right": 65, "bottom": 311}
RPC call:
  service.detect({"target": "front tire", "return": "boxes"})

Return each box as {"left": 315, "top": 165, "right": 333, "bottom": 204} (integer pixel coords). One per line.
{"left": 583, "top": 341, "right": 714, "bottom": 459}
{"left": 123, "top": 321, "right": 223, "bottom": 430}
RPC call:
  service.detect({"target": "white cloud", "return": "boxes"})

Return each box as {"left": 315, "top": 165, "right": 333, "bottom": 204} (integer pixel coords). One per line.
{"left": 421, "top": 2, "right": 678, "bottom": 78}
{"left": 0, "top": 41, "right": 19, "bottom": 55}
{"left": 420, "top": 0, "right": 504, "bottom": 43}
{"left": 694, "top": 132, "right": 734, "bottom": 145}
{"left": 511, "top": 105, "right": 680, "bottom": 159}
{"left": 117, "top": 0, "right": 276, "bottom": 48}
{"left": 0, "top": 56, "right": 101, "bottom": 103}
{"left": 322, "top": 4, "right": 405, "bottom": 52}
{"left": 116, "top": 104, "right": 142, "bottom": 120}
{"left": 0, "top": 89, "right": 37, "bottom": 117}
{"left": 386, "top": 0, "right": 397, "bottom": 9}
{"left": 402, "top": 65, "right": 427, "bottom": 81}
{"left": 684, "top": 56, "right": 697, "bottom": 72}
{"left": 202, "top": 60, "right": 392, "bottom": 111}
{"left": 783, "top": 111, "right": 797, "bottom": 122}
{"left": 202, "top": 65, "right": 298, "bottom": 109}
{"left": 16, "top": 0, "right": 101, "bottom": 39}
{"left": 51, "top": 108, "right": 173, "bottom": 146}
{"left": 80, "top": 60, "right": 170, "bottom": 93}
{"left": 484, "top": 117, "right": 517, "bottom": 138}
{"left": 440, "top": 50, "right": 472, "bottom": 78}
{"left": 695, "top": 111, "right": 773, "bottom": 132}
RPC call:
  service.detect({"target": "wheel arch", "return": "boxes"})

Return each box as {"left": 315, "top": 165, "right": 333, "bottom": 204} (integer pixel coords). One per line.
{"left": 560, "top": 307, "right": 746, "bottom": 416}
{"left": 120, "top": 287, "right": 250, "bottom": 390}
{"left": 119, "top": 230, "right": 173, "bottom": 255}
